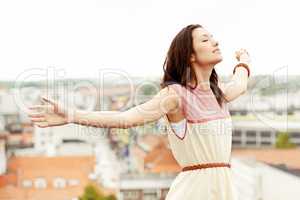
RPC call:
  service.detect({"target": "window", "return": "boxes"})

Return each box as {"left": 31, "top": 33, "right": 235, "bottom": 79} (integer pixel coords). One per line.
{"left": 261, "top": 131, "right": 271, "bottom": 137}
{"left": 233, "top": 130, "right": 241, "bottom": 136}
{"left": 232, "top": 140, "right": 241, "bottom": 145}
{"left": 34, "top": 177, "right": 47, "bottom": 189}
{"left": 53, "top": 177, "right": 66, "bottom": 189}
{"left": 123, "top": 190, "right": 140, "bottom": 199}
{"left": 246, "top": 141, "right": 256, "bottom": 145}
{"left": 68, "top": 179, "right": 80, "bottom": 186}
{"left": 143, "top": 189, "right": 157, "bottom": 200}
{"left": 246, "top": 131, "right": 256, "bottom": 137}
{"left": 290, "top": 132, "right": 300, "bottom": 138}
{"left": 22, "top": 179, "right": 32, "bottom": 188}
{"left": 261, "top": 141, "right": 271, "bottom": 145}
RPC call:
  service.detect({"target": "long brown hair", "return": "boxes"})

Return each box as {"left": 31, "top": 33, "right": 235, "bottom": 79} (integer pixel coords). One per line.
{"left": 160, "top": 24, "right": 227, "bottom": 107}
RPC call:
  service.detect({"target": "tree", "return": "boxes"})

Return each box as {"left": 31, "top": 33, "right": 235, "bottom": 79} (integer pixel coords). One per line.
{"left": 106, "top": 195, "right": 117, "bottom": 200}
{"left": 275, "top": 132, "right": 297, "bottom": 149}
{"left": 79, "top": 184, "right": 117, "bottom": 200}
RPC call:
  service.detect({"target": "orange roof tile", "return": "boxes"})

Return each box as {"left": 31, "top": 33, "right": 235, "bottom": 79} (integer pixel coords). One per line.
{"left": 144, "top": 140, "right": 181, "bottom": 173}
{"left": 131, "top": 144, "right": 147, "bottom": 159}
{"left": 232, "top": 148, "right": 300, "bottom": 169}
{"left": 139, "top": 134, "right": 169, "bottom": 150}
{"left": 0, "top": 156, "right": 116, "bottom": 200}
{"left": 132, "top": 134, "right": 169, "bottom": 161}
{"left": 0, "top": 174, "right": 17, "bottom": 187}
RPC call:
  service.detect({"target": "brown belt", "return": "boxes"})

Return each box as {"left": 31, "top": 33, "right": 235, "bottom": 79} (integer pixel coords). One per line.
{"left": 182, "top": 162, "right": 231, "bottom": 172}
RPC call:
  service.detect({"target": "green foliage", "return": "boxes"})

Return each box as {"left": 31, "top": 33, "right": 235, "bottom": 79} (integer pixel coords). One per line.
{"left": 106, "top": 195, "right": 117, "bottom": 200}
{"left": 79, "top": 184, "right": 117, "bottom": 200}
{"left": 275, "top": 132, "right": 297, "bottom": 149}
{"left": 142, "top": 84, "right": 158, "bottom": 96}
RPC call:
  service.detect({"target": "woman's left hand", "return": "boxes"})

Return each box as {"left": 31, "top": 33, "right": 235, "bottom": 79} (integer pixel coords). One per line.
{"left": 27, "top": 96, "right": 74, "bottom": 128}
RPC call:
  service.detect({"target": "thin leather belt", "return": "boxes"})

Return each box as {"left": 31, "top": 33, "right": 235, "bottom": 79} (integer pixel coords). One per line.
{"left": 182, "top": 162, "right": 231, "bottom": 172}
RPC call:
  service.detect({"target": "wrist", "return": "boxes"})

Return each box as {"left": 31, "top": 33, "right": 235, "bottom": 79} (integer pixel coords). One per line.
{"left": 235, "top": 66, "right": 248, "bottom": 74}
{"left": 69, "top": 109, "right": 90, "bottom": 124}
{"left": 233, "top": 62, "right": 250, "bottom": 77}
{"left": 238, "top": 57, "right": 251, "bottom": 65}
{"left": 67, "top": 109, "right": 79, "bottom": 124}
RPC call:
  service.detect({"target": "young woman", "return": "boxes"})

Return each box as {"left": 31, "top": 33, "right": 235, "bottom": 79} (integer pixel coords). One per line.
{"left": 27, "top": 24, "right": 250, "bottom": 199}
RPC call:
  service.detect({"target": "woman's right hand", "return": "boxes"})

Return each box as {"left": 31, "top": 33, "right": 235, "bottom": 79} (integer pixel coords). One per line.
{"left": 27, "top": 96, "right": 75, "bottom": 128}
{"left": 235, "top": 48, "right": 251, "bottom": 64}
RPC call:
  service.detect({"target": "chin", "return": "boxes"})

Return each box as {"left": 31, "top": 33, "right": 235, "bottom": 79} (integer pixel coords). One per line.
{"left": 212, "top": 56, "right": 223, "bottom": 64}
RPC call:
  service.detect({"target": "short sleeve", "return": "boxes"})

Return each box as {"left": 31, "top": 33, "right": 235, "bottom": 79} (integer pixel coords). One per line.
{"left": 164, "top": 83, "right": 188, "bottom": 140}
{"left": 166, "top": 83, "right": 187, "bottom": 117}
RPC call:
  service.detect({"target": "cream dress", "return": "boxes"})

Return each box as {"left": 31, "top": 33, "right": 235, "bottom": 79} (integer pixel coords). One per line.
{"left": 163, "top": 83, "right": 239, "bottom": 200}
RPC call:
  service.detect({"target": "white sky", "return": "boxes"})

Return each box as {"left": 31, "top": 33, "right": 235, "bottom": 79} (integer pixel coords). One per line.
{"left": 0, "top": 0, "right": 299, "bottom": 81}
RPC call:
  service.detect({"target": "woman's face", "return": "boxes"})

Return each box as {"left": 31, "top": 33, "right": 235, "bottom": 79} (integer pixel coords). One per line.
{"left": 190, "top": 27, "right": 222, "bottom": 66}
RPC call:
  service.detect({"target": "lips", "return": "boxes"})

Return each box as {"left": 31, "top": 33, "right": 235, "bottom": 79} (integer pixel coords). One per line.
{"left": 213, "top": 48, "right": 220, "bottom": 53}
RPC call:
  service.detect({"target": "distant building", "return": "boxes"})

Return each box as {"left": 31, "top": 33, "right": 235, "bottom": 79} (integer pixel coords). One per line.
{"left": 119, "top": 173, "right": 174, "bottom": 200}
{"left": 231, "top": 149, "right": 300, "bottom": 200}
{"left": 231, "top": 118, "right": 300, "bottom": 148}
{"left": 0, "top": 156, "right": 116, "bottom": 200}
{"left": 34, "top": 124, "right": 105, "bottom": 156}
{"left": 0, "top": 138, "right": 7, "bottom": 175}
{"left": 120, "top": 133, "right": 180, "bottom": 200}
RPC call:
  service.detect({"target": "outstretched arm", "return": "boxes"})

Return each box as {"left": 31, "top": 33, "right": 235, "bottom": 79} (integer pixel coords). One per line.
{"left": 27, "top": 86, "right": 180, "bottom": 129}
{"left": 218, "top": 48, "right": 251, "bottom": 102}
{"left": 72, "top": 86, "right": 179, "bottom": 128}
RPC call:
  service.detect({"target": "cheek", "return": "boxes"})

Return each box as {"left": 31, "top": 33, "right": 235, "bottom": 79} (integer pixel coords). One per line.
{"left": 195, "top": 46, "right": 213, "bottom": 61}
{"left": 194, "top": 46, "right": 222, "bottom": 65}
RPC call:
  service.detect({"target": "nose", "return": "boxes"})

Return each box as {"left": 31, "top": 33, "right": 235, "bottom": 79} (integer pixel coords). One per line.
{"left": 209, "top": 36, "right": 218, "bottom": 46}
{"left": 212, "top": 39, "right": 219, "bottom": 47}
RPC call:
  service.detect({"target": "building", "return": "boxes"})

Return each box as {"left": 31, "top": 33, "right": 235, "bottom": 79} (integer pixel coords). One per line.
{"left": 231, "top": 115, "right": 300, "bottom": 148}
{"left": 231, "top": 148, "right": 300, "bottom": 200}
{"left": 0, "top": 155, "right": 116, "bottom": 200}
{"left": 119, "top": 173, "right": 174, "bottom": 200}
{"left": 0, "top": 137, "right": 7, "bottom": 175}
{"left": 120, "top": 133, "right": 180, "bottom": 200}
{"left": 34, "top": 124, "right": 105, "bottom": 156}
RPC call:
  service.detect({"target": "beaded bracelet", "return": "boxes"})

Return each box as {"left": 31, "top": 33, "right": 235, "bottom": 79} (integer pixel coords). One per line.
{"left": 233, "top": 62, "right": 250, "bottom": 77}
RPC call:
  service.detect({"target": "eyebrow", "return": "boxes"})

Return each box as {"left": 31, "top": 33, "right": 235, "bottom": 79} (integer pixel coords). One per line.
{"left": 202, "top": 34, "right": 213, "bottom": 37}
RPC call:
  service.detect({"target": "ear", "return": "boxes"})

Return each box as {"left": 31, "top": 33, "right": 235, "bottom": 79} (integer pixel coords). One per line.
{"left": 190, "top": 53, "right": 196, "bottom": 63}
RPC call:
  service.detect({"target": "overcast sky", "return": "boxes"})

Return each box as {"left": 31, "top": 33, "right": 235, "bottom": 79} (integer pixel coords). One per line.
{"left": 0, "top": 0, "right": 299, "bottom": 81}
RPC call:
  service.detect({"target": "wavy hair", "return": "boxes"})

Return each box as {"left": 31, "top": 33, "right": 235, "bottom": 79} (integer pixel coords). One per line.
{"left": 160, "top": 24, "right": 227, "bottom": 107}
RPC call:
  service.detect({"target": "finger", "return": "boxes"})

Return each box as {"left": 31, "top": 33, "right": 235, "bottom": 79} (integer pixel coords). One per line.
{"left": 30, "top": 105, "right": 54, "bottom": 114}
{"left": 242, "top": 49, "right": 248, "bottom": 54}
{"left": 41, "top": 96, "right": 57, "bottom": 106}
{"left": 35, "top": 122, "right": 49, "bottom": 128}
{"left": 28, "top": 112, "right": 45, "bottom": 118}
{"left": 37, "top": 124, "right": 49, "bottom": 128}
{"left": 235, "top": 53, "right": 240, "bottom": 60}
{"left": 41, "top": 96, "right": 59, "bottom": 113}
{"left": 30, "top": 117, "right": 46, "bottom": 122}
{"left": 29, "top": 105, "right": 46, "bottom": 110}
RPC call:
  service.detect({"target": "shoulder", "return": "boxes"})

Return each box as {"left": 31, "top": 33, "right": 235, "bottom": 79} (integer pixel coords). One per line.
{"left": 158, "top": 84, "right": 181, "bottom": 102}
{"left": 158, "top": 84, "right": 186, "bottom": 112}
{"left": 164, "top": 83, "right": 188, "bottom": 95}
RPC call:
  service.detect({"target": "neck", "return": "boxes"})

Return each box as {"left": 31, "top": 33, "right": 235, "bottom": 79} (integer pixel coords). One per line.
{"left": 189, "top": 63, "right": 214, "bottom": 90}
